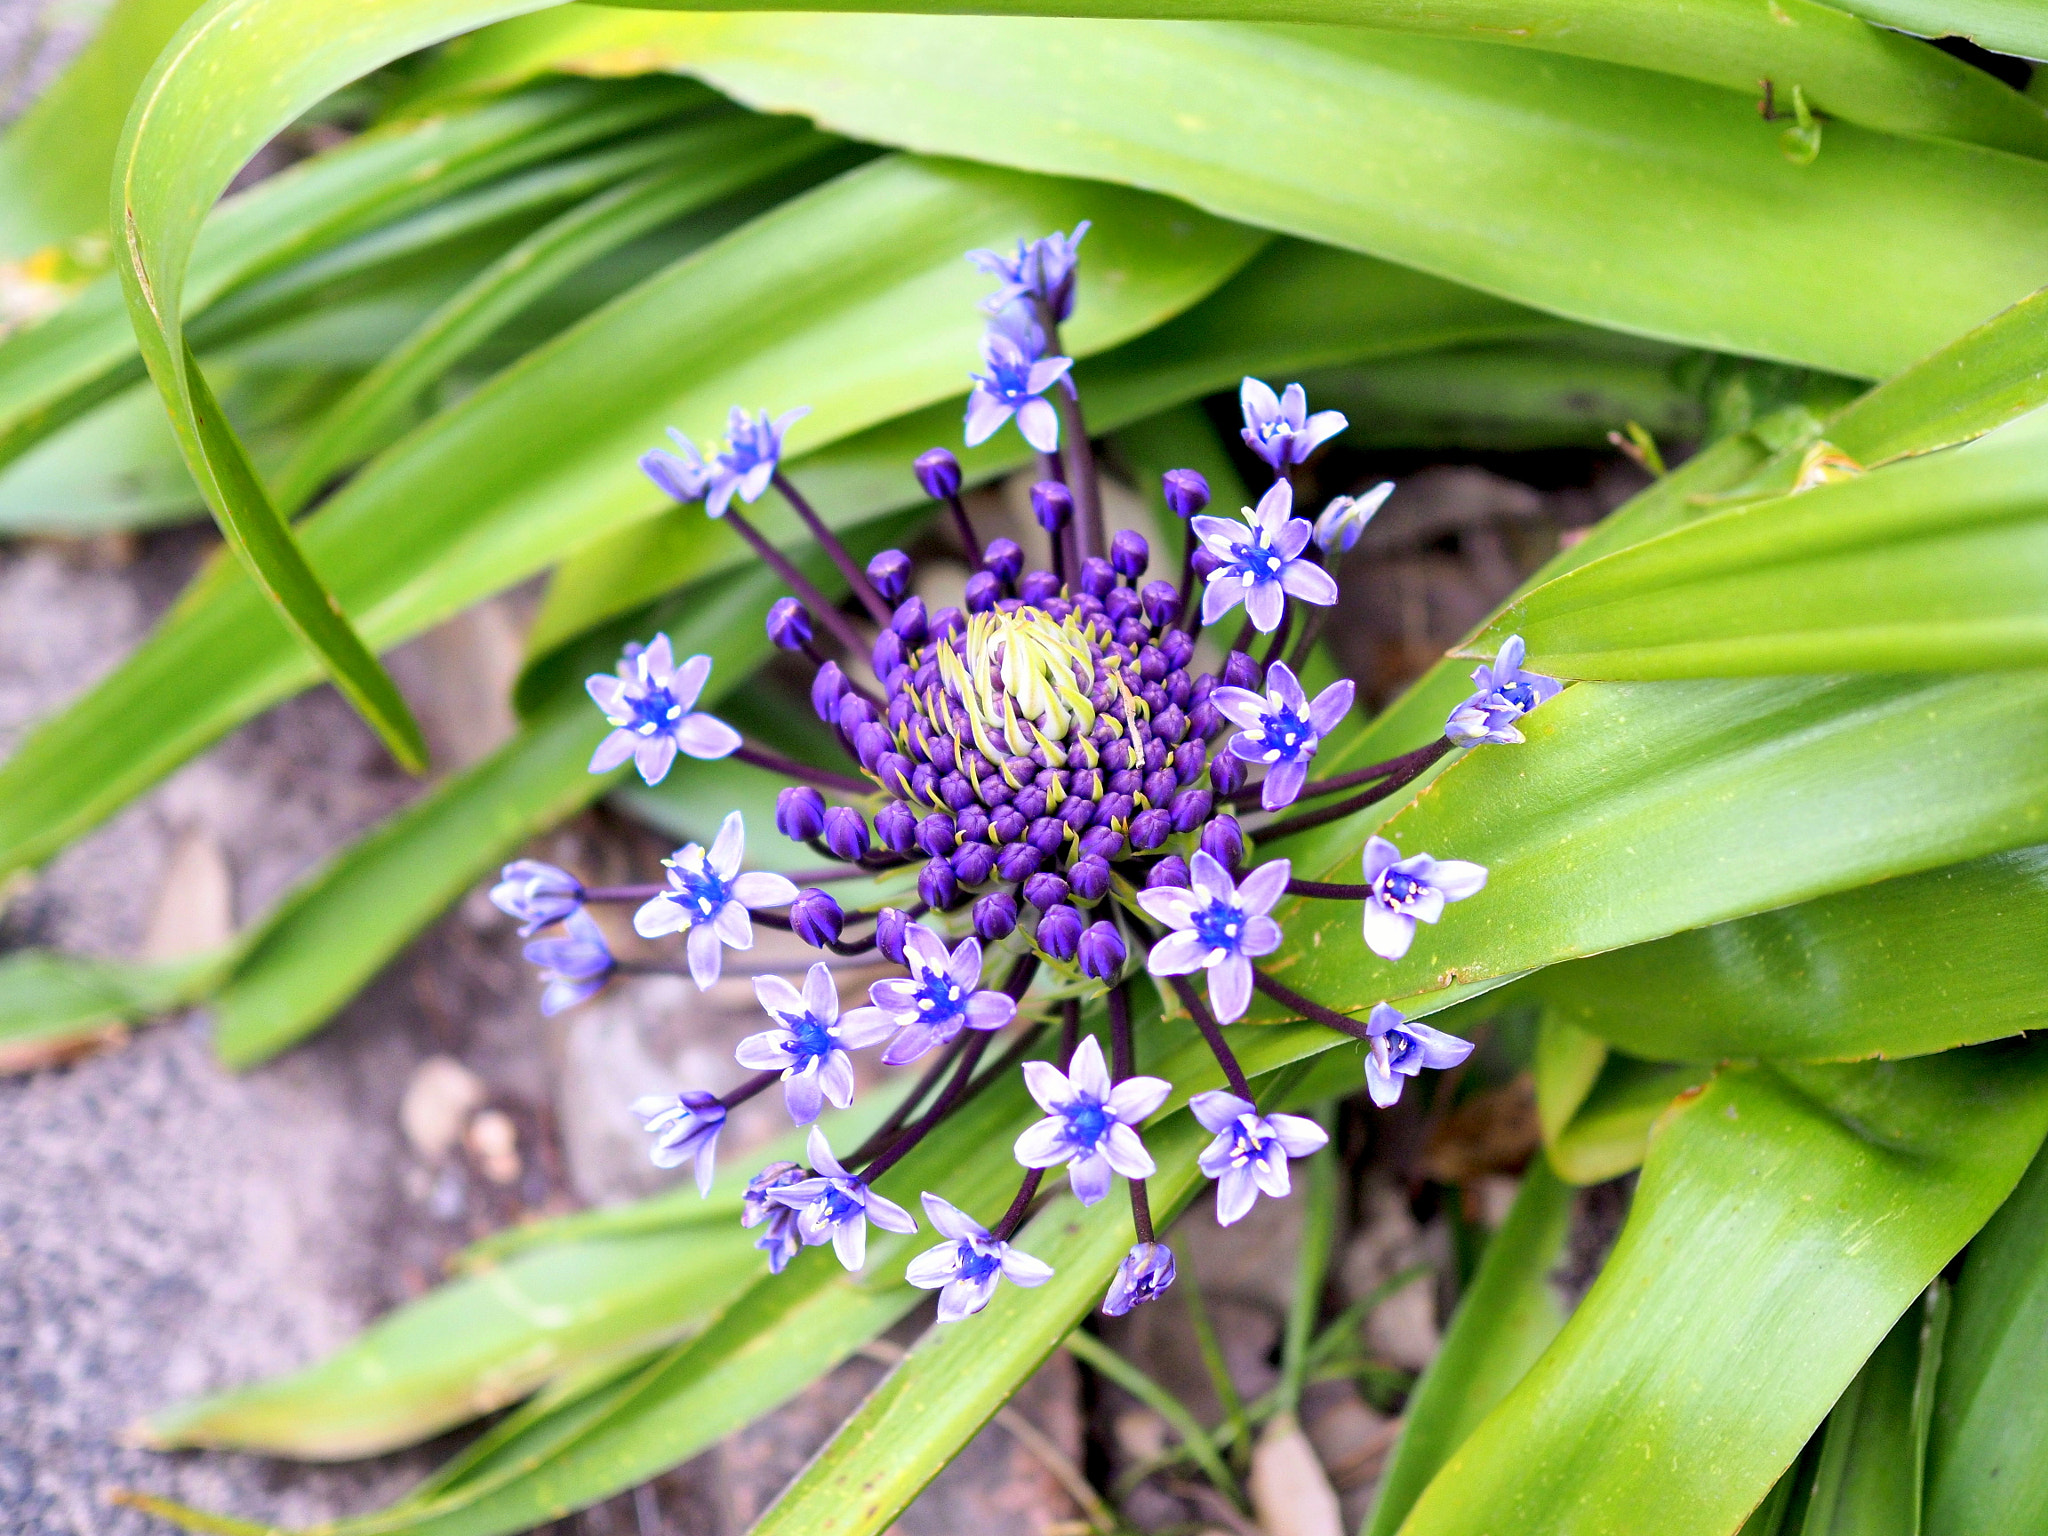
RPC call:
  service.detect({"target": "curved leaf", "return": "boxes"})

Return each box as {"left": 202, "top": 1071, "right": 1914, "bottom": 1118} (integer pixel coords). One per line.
{"left": 1835, "top": 2, "right": 2048, "bottom": 65}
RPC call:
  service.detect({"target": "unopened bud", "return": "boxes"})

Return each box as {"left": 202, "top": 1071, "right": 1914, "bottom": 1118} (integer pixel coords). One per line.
{"left": 1162, "top": 468, "right": 1210, "bottom": 519}
{"left": 914, "top": 447, "right": 962, "bottom": 502}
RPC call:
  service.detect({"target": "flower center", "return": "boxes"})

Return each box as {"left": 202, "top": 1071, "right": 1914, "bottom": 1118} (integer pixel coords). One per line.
{"left": 1496, "top": 679, "right": 1538, "bottom": 712}
{"left": 1258, "top": 707, "right": 1312, "bottom": 761}
{"left": 628, "top": 685, "right": 682, "bottom": 735}
{"left": 1062, "top": 1099, "right": 1110, "bottom": 1150}
{"left": 1231, "top": 538, "right": 1283, "bottom": 581}
{"left": 1379, "top": 869, "right": 1427, "bottom": 910}
{"left": 1192, "top": 899, "right": 1247, "bottom": 955}
{"left": 956, "top": 1245, "right": 1002, "bottom": 1284}
{"left": 671, "top": 864, "right": 730, "bottom": 919}
{"left": 787, "top": 1013, "right": 836, "bottom": 1066}
{"left": 1225, "top": 1118, "right": 1269, "bottom": 1166}
{"left": 1384, "top": 1029, "right": 1421, "bottom": 1071}
{"left": 914, "top": 970, "right": 968, "bottom": 1022}
{"left": 819, "top": 1185, "right": 863, "bottom": 1225}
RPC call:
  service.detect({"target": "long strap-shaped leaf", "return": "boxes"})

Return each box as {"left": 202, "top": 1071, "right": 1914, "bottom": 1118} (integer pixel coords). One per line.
{"left": 1835, "top": 1, "right": 2048, "bottom": 65}
{"left": 414, "top": 1, "right": 2048, "bottom": 157}
{"left": 111, "top": 0, "right": 585, "bottom": 768}
{"left": 1396, "top": 1046, "right": 2048, "bottom": 1536}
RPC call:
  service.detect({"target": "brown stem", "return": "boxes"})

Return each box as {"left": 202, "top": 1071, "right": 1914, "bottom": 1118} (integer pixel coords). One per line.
{"left": 1249, "top": 970, "right": 1372, "bottom": 1043}
{"left": 1167, "top": 975, "right": 1254, "bottom": 1101}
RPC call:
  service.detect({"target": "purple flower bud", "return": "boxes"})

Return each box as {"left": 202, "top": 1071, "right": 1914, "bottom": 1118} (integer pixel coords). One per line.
{"left": 1162, "top": 468, "right": 1210, "bottom": 519}
{"left": 952, "top": 842, "right": 998, "bottom": 886}
{"left": 984, "top": 537, "right": 1024, "bottom": 584}
{"left": 876, "top": 907, "right": 912, "bottom": 963}
{"left": 931, "top": 606, "right": 966, "bottom": 644}
{"left": 1200, "top": 813, "right": 1245, "bottom": 870}
{"left": 1022, "top": 872, "right": 1070, "bottom": 911}
{"left": 1140, "top": 580, "right": 1181, "bottom": 627}
{"left": 812, "top": 662, "right": 849, "bottom": 721}
{"left": 868, "top": 549, "right": 913, "bottom": 605}
{"left": 973, "top": 890, "right": 1019, "bottom": 941}
{"left": 876, "top": 753, "right": 915, "bottom": 797}
{"left": 790, "top": 888, "right": 845, "bottom": 948}
{"left": 892, "top": 595, "right": 929, "bottom": 646}
{"left": 956, "top": 805, "right": 990, "bottom": 842}
{"left": 997, "top": 842, "right": 1044, "bottom": 881}
{"left": 1173, "top": 740, "right": 1206, "bottom": 780}
{"left": 1068, "top": 854, "right": 1112, "bottom": 902}
{"left": 874, "top": 800, "right": 919, "bottom": 856}
{"left": 1019, "top": 569, "right": 1061, "bottom": 605}
{"left": 1078, "top": 921, "right": 1127, "bottom": 981}
{"left": 822, "top": 806, "right": 871, "bottom": 861}
{"left": 1191, "top": 547, "right": 1222, "bottom": 579}
{"left": 1080, "top": 825, "right": 1125, "bottom": 860}
{"left": 767, "top": 597, "right": 812, "bottom": 651}
{"left": 1190, "top": 699, "right": 1225, "bottom": 740}
{"left": 872, "top": 629, "right": 905, "bottom": 679}
{"left": 1129, "top": 808, "right": 1173, "bottom": 851}
{"left": 1105, "top": 586, "right": 1142, "bottom": 624}
{"left": 1103, "top": 1241, "right": 1176, "bottom": 1315}
{"left": 1027, "top": 817, "right": 1066, "bottom": 854}
{"left": 1160, "top": 629, "right": 1194, "bottom": 669}
{"left": 1058, "top": 797, "right": 1095, "bottom": 832}
{"left": 1144, "top": 767, "right": 1179, "bottom": 806}
{"left": 1146, "top": 855, "right": 1191, "bottom": 890}
{"left": 965, "top": 570, "right": 1002, "bottom": 613}
{"left": 852, "top": 722, "right": 891, "bottom": 772}
{"left": 1075, "top": 556, "right": 1115, "bottom": 600}
{"left": 915, "top": 447, "right": 962, "bottom": 501}
{"left": 1169, "top": 788, "right": 1213, "bottom": 833}
{"left": 1208, "top": 752, "right": 1247, "bottom": 794}
{"left": 1031, "top": 480, "right": 1074, "bottom": 532}
{"left": 942, "top": 774, "right": 979, "bottom": 811}
{"left": 1036, "top": 902, "right": 1082, "bottom": 961}
{"left": 776, "top": 785, "right": 827, "bottom": 842}
{"left": 1223, "top": 651, "right": 1262, "bottom": 690}
{"left": 1110, "top": 529, "right": 1150, "bottom": 579}
{"left": 920, "top": 858, "right": 958, "bottom": 909}
{"left": 917, "top": 812, "right": 959, "bottom": 857}
{"left": 990, "top": 805, "right": 1027, "bottom": 844}
{"left": 835, "top": 693, "right": 875, "bottom": 736}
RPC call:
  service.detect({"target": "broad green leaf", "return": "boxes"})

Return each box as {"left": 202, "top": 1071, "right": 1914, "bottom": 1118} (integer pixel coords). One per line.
{"left": 1532, "top": 1011, "right": 1606, "bottom": 1147}
{"left": 449, "top": 13, "right": 2048, "bottom": 377}
{"left": 523, "top": 237, "right": 1560, "bottom": 672}
{"left": 1523, "top": 846, "right": 2048, "bottom": 1066}
{"left": 0, "top": 948, "right": 225, "bottom": 1067}
{"left": 1271, "top": 672, "right": 2048, "bottom": 1015}
{"left": 1363, "top": 1159, "right": 1572, "bottom": 1536}
{"left": 1797, "top": 1287, "right": 1944, "bottom": 1536}
{"left": 1398, "top": 1044, "right": 2048, "bottom": 1536}
{"left": 1470, "top": 422, "right": 2048, "bottom": 677}
{"left": 1926, "top": 1136, "right": 2048, "bottom": 1536}
{"left": 0, "top": 154, "right": 1260, "bottom": 880}
{"left": 412, "top": 1, "right": 2048, "bottom": 157}
{"left": 1544, "top": 1052, "right": 1711, "bottom": 1186}
{"left": 1835, "top": 3, "right": 2048, "bottom": 65}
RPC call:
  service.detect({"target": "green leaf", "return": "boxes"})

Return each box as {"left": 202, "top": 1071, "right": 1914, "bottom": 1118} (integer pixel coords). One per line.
{"left": 0, "top": 153, "right": 1260, "bottom": 880}
{"left": 1926, "top": 1135, "right": 2048, "bottom": 1536}
{"left": 412, "top": 1, "right": 2048, "bottom": 158}
{"left": 1797, "top": 1287, "right": 1943, "bottom": 1536}
{"left": 1470, "top": 416, "right": 2048, "bottom": 678}
{"left": 1363, "top": 1158, "right": 1573, "bottom": 1536}
{"left": 0, "top": 948, "right": 225, "bottom": 1067}
{"left": 1522, "top": 845, "right": 2048, "bottom": 1066}
{"left": 1544, "top": 1050, "right": 1711, "bottom": 1186}
{"left": 1398, "top": 1044, "right": 2048, "bottom": 1536}
{"left": 1833, "top": 3, "right": 2048, "bottom": 66}
{"left": 435, "top": 13, "right": 2048, "bottom": 377}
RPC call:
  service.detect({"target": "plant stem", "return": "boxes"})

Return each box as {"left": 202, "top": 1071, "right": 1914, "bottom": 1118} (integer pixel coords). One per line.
{"left": 1250, "top": 969, "right": 1373, "bottom": 1043}
{"left": 775, "top": 471, "right": 892, "bottom": 624}
{"left": 1181, "top": 1264, "right": 1254, "bottom": 1474}
{"left": 1167, "top": 975, "right": 1254, "bottom": 1099}
{"left": 1064, "top": 1330, "right": 1247, "bottom": 1511}
{"left": 732, "top": 742, "right": 872, "bottom": 795}
{"left": 721, "top": 506, "right": 868, "bottom": 656}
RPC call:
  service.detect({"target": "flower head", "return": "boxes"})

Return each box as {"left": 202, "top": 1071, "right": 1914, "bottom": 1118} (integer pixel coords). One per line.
{"left": 1315, "top": 481, "right": 1394, "bottom": 555}
{"left": 1446, "top": 635, "right": 1563, "bottom": 747}
{"left": 906, "top": 1193, "right": 1055, "bottom": 1321}
{"left": 1014, "top": 1036, "right": 1170, "bottom": 1205}
{"left": 633, "top": 812, "right": 801, "bottom": 988}
{"left": 771, "top": 1126, "right": 918, "bottom": 1270}
{"left": 586, "top": 635, "right": 742, "bottom": 785}
{"left": 1102, "top": 1241, "right": 1176, "bottom": 1316}
{"left": 739, "top": 962, "right": 893, "bottom": 1124}
{"left": 1212, "top": 661, "right": 1355, "bottom": 811}
{"left": 742, "top": 1161, "right": 808, "bottom": 1272}
{"left": 632, "top": 1089, "right": 726, "bottom": 1195}
{"left": 491, "top": 859, "right": 584, "bottom": 935}
{"left": 1363, "top": 1002, "right": 1475, "bottom": 1108}
{"left": 1360, "top": 836, "right": 1487, "bottom": 961}
{"left": 522, "top": 908, "right": 614, "bottom": 1015}
{"left": 845, "top": 922, "right": 1017, "bottom": 1065}
{"left": 1191, "top": 1091, "right": 1328, "bottom": 1225}
{"left": 647, "top": 407, "right": 809, "bottom": 519}
{"left": 965, "top": 314, "right": 1073, "bottom": 453}
{"left": 1137, "top": 850, "right": 1290, "bottom": 1023}
{"left": 968, "top": 222, "right": 1089, "bottom": 322}
{"left": 1239, "top": 377, "right": 1347, "bottom": 469}
{"left": 1194, "top": 480, "right": 1340, "bottom": 633}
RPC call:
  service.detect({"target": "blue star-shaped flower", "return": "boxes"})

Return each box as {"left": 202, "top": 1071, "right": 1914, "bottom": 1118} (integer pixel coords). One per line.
{"left": 964, "top": 308, "right": 1073, "bottom": 453}
{"left": 1136, "top": 850, "right": 1291, "bottom": 1024}
{"left": 1191, "top": 1091, "right": 1328, "bottom": 1226}
{"left": 1013, "top": 1036, "right": 1170, "bottom": 1205}
{"left": 1362, "top": 1002, "right": 1475, "bottom": 1108}
{"left": 967, "top": 222, "right": 1090, "bottom": 321}
{"left": 904, "top": 1193, "right": 1055, "bottom": 1321}
{"left": 633, "top": 812, "right": 800, "bottom": 989}
{"left": 1102, "top": 1241, "right": 1177, "bottom": 1316}
{"left": 844, "top": 922, "right": 1017, "bottom": 1065}
{"left": 1239, "top": 376, "right": 1347, "bottom": 469}
{"left": 1446, "top": 635, "right": 1563, "bottom": 746}
{"left": 1211, "top": 660, "right": 1356, "bottom": 810}
{"left": 738, "top": 961, "right": 894, "bottom": 1125}
{"left": 1193, "top": 480, "right": 1340, "bottom": 633}
{"left": 771, "top": 1127, "right": 919, "bottom": 1271}
{"left": 586, "top": 634, "right": 743, "bottom": 785}
{"left": 631, "top": 1088, "right": 726, "bottom": 1195}
{"left": 641, "top": 405, "right": 810, "bottom": 519}
{"left": 521, "top": 908, "right": 614, "bottom": 1016}
{"left": 1360, "top": 836, "right": 1487, "bottom": 961}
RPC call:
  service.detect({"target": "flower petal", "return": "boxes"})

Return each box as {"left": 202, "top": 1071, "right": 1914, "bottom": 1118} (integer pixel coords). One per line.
{"left": 733, "top": 871, "right": 800, "bottom": 909}
{"left": 1000, "top": 1248, "right": 1055, "bottom": 1287}
{"left": 1101, "top": 1122, "right": 1156, "bottom": 1180}
{"left": 1362, "top": 836, "right": 1401, "bottom": 880}
{"left": 1429, "top": 859, "right": 1490, "bottom": 903}
{"left": 965, "top": 989, "right": 1016, "bottom": 1031}
{"left": 753, "top": 972, "right": 806, "bottom": 1019}
{"left": 1235, "top": 858, "right": 1291, "bottom": 916}
{"left": 634, "top": 895, "right": 685, "bottom": 938}
{"left": 1261, "top": 759, "right": 1307, "bottom": 810}
{"left": 588, "top": 728, "right": 638, "bottom": 775}
{"left": 686, "top": 923, "right": 725, "bottom": 988}
{"left": 1135, "top": 886, "right": 1203, "bottom": 928}
{"left": 735, "top": 1031, "right": 794, "bottom": 1071}
{"left": 1215, "top": 1166, "right": 1260, "bottom": 1226}
{"left": 1017, "top": 396, "right": 1061, "bottom": 453}
{"left": 1308, "top": 679, "right": 1356, "bottom": 736}
{"left": 712, "top": 899, "right": 754, "bottom": 949}
{"left": 1191, "top": 1090, "right": 1253, "bottom": 1133}
{"left": 1065, "top": 1035, "right": 1112, "bottom": 1101}
{"left": 838, "top": 1005, "right": 895, "bottom": 1048}
{"left": 920, "top": 1192, "right": 986, "bottom": 1242}
{"left": 1209, "top": 953, "right": 1252, "bottom": 1024}
{"left": 1015, "top": 1116, "right": 1075, "bottom": 1168}
{"left": 1267, "top": 1112, "right": 1330, "bottom": 1158}
{"left": 865, "top": 1189, "right": 920, "bottom": 1234}
{"left": 1146, "top": 930, "right": 1211, "bottom": 976}
{"left": 1069, "top": 1152, "right": 1113, "bottom": 1205}
{"left": 633, "top": 735, "right": 678, "bottom": 785}
{"left": 1244, "top": 578, "right": 1284, "bottom": 634}
{"left": 906, "top": 1241, "right": 963, "bottom": 1289}
{"left": 783, "top": 1067, "right": 824, "bottom": 1126}
{"left": 1279, "top": 561, "right": 1339, "bottom": 607}
{"left": 1361, "top": 901, "right": 1416, "bottom": 961}
{"left": 1106, "top": 1075, "right": 1171, "bottom": 1124}
{"left": 675, "top": 712, "right": 741, "bottom": 760}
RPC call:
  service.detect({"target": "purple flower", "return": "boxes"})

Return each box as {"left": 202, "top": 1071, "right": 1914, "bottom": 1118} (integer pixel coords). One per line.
{"left": 905, "top": 1193, "right": 1055, "bottom": 1321}
{"left": 1191, "top": 1091, "right": 1328, "bottom": 1225}
{"left": 1363, "top": 1002, "right": 1475, "bottom": 1108}
{"left": 1239, "top": 377, "right": 1347, "bottom": 470}
{"left": 1077, "top": 921, "right": 1127, "bottom": 982}
{"left": 1360, "top": 836, "right": 1487, "bottom": 961}
{"left": 647, "top": 406, "right": 810, "bottom": 519}
{"left": 491, "top": 859, "right": 584, "bottom": 935}
{"left": 1162, "top": 469, "right": 1210, "bottom": 519}
{"left": 742, "top": 1161, "right": 807, "bottom": 1273}
{"left": 1314, "top": 481, "right": 1394, "bottom": 555}
{"left": 967, "top": 222, "right": 1089, "bottom": 322}
{"left": 965, "top": 312, "right": 1072, "bottom": 454}
{"left": 1102, "top": 1241, "right": 1176, "bottom": 1316}
{"left": 738, "top": 962, "right": 893, "bottom": 1125}
{"left": 1014, "top": 1036, "right": 1170, "bottom": 1205}
{"left": 1212, "top": 661, "right": 1355, "bottom": 811}
{"left": 1194, "top": 480, "right": 1339, "bottom": 634}
{"left": 1136, "top": 850, "right": 1290, "bottom": 1024}
{"left": 633, "top": 812, "right": 801, "bottom": 989}
{"left": 844, "top": 922, "right": 1017, "bottom": 1066}
{"left": 1446, "top": 635, "right": 1563, "bottom": 747}
{"left": 586, "top": 635, "right": 742, "bottom": 785}
{"left": 522, "top": 908, "right": 614, "bottom": 1015}
{"left": 772, "top": 1126, "right": 919, "bottom": 1270}
{"left": 631, "top": 1089, "right": 726, "bottom": 1195}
